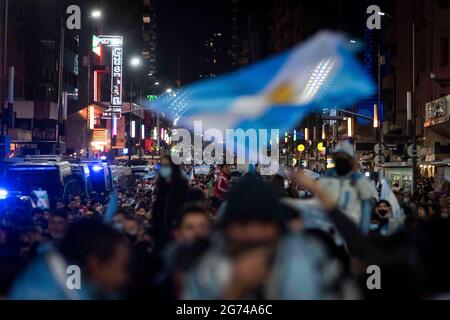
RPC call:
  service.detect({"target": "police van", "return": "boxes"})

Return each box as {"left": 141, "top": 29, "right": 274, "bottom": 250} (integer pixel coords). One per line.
{"left": 80, "top": 160, "right": 113, "bottom": 194}
{"left": 6, "top": 160, "right": 78, "bottom": 207}
{"left": 70, "top": 163, "right": 93, "bottom": 197}
{"left": 109, "top": 165, "right": 133, "bottom": 189}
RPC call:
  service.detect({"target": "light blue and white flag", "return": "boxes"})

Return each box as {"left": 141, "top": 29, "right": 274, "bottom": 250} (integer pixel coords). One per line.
{"left": 104, "top": 189, "right": 118, "bottom": 224}
{"left": 143, "top": 31, "right": 374, "bottom": 133}
{"left": 380, "top": 179, "right": 403, "bottom": 219}
{"left": 33, "top": 190, "right": 50, "bottom": 210}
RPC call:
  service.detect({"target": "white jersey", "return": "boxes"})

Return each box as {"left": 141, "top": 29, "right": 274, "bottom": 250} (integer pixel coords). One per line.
{"left": 319, "top": 171, "right": 378, "bottom": 224}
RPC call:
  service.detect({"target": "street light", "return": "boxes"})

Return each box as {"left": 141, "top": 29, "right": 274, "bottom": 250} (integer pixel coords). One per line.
{"left": 131, "top": 121, "right": 136, "bottom": 138}
{"left": 130, "top": 56, "right": 142, "bottom": 67}
{"left": 91, "top": 10, "right": 102, "bottom": 19}
{"left": 347, "top": 117, "right": 353, "bottom": 138}
{"left": 154, "top": 81, "right": 160, "bottom": 86}
{"left": 141, "top": 124, "right": 145, "bottom": 140}
{"left": 379, "top": 11, "right": 418, "bottom": 194}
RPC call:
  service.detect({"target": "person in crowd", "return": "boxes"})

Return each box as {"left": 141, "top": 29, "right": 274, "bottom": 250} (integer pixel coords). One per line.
{"left": 184, "top": 175, "right": 338, "bottom": 300}
{"left": 319, "top": 141, "right": 377, "bottom": 233}
{"left": 228, "top": 171, "right": 242, "bottom": 191}
{"left": 122, "top": 215, "right": 144, "bottom": 246}
{"left": 213, "top": 164, "right": 230, "bottom": 201}
{"left": 172, "top": 204, "right": 212, "bottom": 243}
{"left": 394, "top": 191, "right": 415, "bottom": 218}
{"left": 56, "top": 200, "right": 65, "bottom": 210}
{"left": 47, "top": 209, "right": 69, "bottom": 245}
{"left": 270, "top": 174, "right": 287, "bottom": 197}
{"left": 9, "top": 221, "right": 131, "bottom": 300}
{"left": 370, "top": 200, "right": 393, "bottom": 236}
{"left": 295, "top": 170, "right": 450, "bottom": 299}
{"left": 162, "top": 204, "right": 213, "bottom": 296}
{"left": 152, "top": 155, "right": 190, "bottom": 249}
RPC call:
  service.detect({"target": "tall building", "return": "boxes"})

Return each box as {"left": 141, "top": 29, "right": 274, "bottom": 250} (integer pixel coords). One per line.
{"left": 65, "top": 0, "right": 160, "bottom": 157}
{"left": 142, "top": 0, "right": 157, "bottom": 79}
{"left": 198, "top": 32, "right": 229, "bottom": 79}
{"left": 231, "top": 0, "right": 275, "bottom": 69}
{"left": 1, "top": 0, "right": 77, "bottom": 155}
{"left": 381, "top": 0, "right": 450, "bottom": 165}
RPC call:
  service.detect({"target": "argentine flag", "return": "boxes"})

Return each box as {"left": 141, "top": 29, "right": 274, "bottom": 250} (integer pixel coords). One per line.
{"left": 380, "top": 179, "right": 404, "bottom": 219}
{"left": 143, "top": 31, "right": 374, "bottom": 133}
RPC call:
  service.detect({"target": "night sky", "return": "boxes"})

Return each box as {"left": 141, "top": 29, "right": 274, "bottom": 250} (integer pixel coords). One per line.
{"left": 100, "top": 0, "right": 232, "bottom": 90}
{"left": 156, "top": 0, "right": 232, "bottom": 86}
{"left": 98, "top": 0, "right": 373, "bottom": 91}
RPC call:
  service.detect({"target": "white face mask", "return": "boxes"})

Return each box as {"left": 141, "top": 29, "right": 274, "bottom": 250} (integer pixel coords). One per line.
{"left": 127, "top": 229, "right": 138, "bottom": 236}
{"left": 113, "top": 222, "right": 123, "bottom": 232}
{"left": 159, "top": 167, "right": 172, "bottom": 179}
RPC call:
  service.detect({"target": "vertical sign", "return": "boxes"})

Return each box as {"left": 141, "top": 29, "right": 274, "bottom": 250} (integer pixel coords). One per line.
{"left": 110, "top": 47, "right": 123, "bottom": 117}
{"left": 92, "top": 35, "right": 124, "bottom": 119}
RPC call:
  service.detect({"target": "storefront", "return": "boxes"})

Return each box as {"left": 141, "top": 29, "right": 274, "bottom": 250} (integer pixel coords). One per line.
{"left": 380, "top": 162, "right": 413, "bottom": 194}
{"left": 419, "top": 160, "right": 450, "bottom": 189}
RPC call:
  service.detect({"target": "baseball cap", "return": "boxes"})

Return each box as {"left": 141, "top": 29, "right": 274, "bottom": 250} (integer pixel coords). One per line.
{"left": 333, "top": 141, "right": 355, "bottom": 158}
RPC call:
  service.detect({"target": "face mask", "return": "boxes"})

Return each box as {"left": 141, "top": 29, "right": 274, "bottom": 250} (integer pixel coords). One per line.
{"left": 113, "top": 222, "right": 123, "bottom": 232}
{"left": 377, "top": 209, "right": 389, "bottom": 219}
{"left": 126, "top": 234, "right": 137, "bottom": 243}
{"left": 159, "top": 167, "right": 172, "bottom": 179}
{"left": 127, "top": 229, "right": 138, "bottom": 236}
{"left": 334, "top": 158, "right": 352, "bottom": 176}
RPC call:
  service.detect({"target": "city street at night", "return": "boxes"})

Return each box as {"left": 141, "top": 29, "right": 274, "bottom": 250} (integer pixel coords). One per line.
{"left": 1, "top": 0, "right": 450, "bottom": 311}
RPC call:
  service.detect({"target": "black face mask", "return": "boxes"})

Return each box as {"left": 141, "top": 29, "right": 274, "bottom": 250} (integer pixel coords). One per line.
{"left": 377, "top": 209, "right": 390, "bottom": 220}
{"left": 126, "top": 234, "right": 137, "bottom": 243}
{"left": 334, "top": 158, "right": 352, "bottom": 176}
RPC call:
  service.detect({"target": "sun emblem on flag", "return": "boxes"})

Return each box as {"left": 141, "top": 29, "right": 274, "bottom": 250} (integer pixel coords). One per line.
{"left": 269, "top": 82, "right": 296, "bottom": 105}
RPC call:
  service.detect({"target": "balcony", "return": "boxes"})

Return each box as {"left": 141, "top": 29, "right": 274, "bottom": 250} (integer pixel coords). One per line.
{"left": 424, "top": 95, "right": 450, "bottom": 130}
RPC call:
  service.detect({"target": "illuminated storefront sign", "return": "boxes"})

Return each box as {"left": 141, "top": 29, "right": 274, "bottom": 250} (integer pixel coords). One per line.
{"left": 110, "top": 47, "right": 123, "bottom": 117}
{"left": 92, "top": 35, "right": 124, "bottom": 119}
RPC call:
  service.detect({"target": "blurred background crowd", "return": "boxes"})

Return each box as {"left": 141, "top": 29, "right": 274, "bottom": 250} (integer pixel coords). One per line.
{"left": 1, "top": 148, "right": 450, "bottom": 300}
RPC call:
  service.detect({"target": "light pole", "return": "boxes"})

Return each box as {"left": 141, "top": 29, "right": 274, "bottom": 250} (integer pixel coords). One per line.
{"left": 379, "top": 11, "right": 418, "bottom": 194}
{"left": 85, "top": 9, "right": 102, "bottom": 158}
{"left": 0, "top": 0, "right": 9, "bottom": 179}
{"left": 129, "top": 56, "right": 142, "bottom": 161}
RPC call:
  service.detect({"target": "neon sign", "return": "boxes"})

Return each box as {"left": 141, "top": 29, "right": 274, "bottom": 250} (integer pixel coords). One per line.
{"left": 92, "top": 35, "right": 124, "bottom": 119}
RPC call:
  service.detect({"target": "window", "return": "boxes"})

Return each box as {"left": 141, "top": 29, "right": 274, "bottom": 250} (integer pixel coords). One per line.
{"left": 441, "top": 37, "right": 449, "bottom": 66}
{"left": 142, "top": 14, "right": 151, "bottom": 23}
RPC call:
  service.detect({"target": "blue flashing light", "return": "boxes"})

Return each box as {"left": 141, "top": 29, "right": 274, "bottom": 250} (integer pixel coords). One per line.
{"left": 9, "top": 167, "right": 58, "bottom": 172}
{"left": 0, "top": 189, "right": 8, "bottom": 200}
{"left": 92, "top": 165, "right": 103, "bottom": 172}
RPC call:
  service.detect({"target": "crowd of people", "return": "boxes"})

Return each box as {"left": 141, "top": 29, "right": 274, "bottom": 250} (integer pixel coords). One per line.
{"left": 1, "top": 144, "right": 450, "bottom": 300}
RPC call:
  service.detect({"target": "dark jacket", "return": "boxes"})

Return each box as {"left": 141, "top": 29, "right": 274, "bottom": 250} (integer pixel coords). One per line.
{"left": 152, "top": 176, "right": 190, "bottom": 250}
